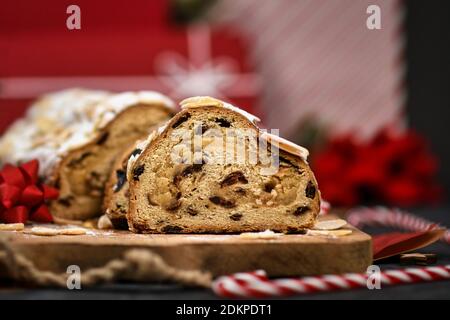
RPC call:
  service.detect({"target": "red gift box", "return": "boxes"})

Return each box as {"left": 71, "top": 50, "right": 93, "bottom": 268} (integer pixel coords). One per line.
{"left": 0, "top": 1, "right": 260, "bottom": 133}
{"left": 0, "top": 0, "right": 169, "bottom": 32}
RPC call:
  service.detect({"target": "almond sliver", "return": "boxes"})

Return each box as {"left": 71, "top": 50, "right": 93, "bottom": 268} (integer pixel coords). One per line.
{"left": 260, "top": 132, "right": 309, "bottom": 162}
{"left": 0, "top": 223, "right": 25, "bottom": 231}
{"left": 313, "top": 219, "right": 347, "bottom": 230}
{"left": 180, "top": 96, "right": 224, "bottom": 109}
{"left": 28, "top": 226, "right": 88, "bottom": 236}
{"left": 59, "top": 227, "right": 87, "bottom": 235}
{"left": 307, "top": 229, "right": 352, "bottom": 237}
{"left": 29, "top": 226, "right": 59, "bottom": 236}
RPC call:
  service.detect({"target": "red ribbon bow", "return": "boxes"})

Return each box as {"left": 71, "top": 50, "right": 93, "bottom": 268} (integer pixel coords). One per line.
{"left": 0, "top": 160, "right": 58, "bottom": 224}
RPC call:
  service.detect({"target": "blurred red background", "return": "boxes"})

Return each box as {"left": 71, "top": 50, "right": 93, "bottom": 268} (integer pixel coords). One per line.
{"left": 0, "top": 0, "right": 444, "bottom": 206}
{"left": 0, "top": 0, "right": 257, "bottom": 133}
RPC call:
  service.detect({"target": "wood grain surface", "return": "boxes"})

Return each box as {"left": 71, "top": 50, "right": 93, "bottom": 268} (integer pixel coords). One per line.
{"left": 0, "top": 216, "right": 372, "bottom": 277}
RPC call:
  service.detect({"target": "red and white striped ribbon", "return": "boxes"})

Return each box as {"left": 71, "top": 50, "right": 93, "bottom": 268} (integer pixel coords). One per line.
{"left": 212, "top": 206, "right": 450, "bottom": 298}
{"left": 212, "top": 265, "right": 450, "bottom": 298}
{"left": 319, "top": 200, "right": 331, "bottom": 215}
{"left": 347, "top": 207, "right": 450, "bottom": 245}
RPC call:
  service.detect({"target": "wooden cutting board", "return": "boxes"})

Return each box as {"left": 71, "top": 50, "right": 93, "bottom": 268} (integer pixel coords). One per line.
{"left": 0, "top": 216, "right": 372, "bottom": 277}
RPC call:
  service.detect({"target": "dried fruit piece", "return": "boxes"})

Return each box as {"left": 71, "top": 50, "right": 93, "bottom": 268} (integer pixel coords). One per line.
{"left": 220, "top": 171, "right": 248, "bottom": 187}
{"left": 133, "top": 165, "right": 145, "bottom": 181}
{"left": 172, "top": 113, "right": 191, "bottom": 128}
{"left": 305, "top": 181, "right": 316, "bottom": 199}
{"left": 181, "top": 164, "right": 204, "bottom": 177}
{"left": 131, "top": 148, "right": 142, "bottom": 157}
{"left": 313, "top": 219, "right": 347, "bottom": 230}
{"left": 201, "top": 124, "right": 210, "bottom": 133}
{"left": 264, "top": 180, "right": 277, "bottom": 193}
{"left": 230, "top": 213, "right": 243, "bottom": 221}
{"left": 293, "top": 206, "right": 310, "bottom": 216}
{"left": 113, "top": 169, "right": 127, "bottom": 192}
{"left": 174, "top": 164, "right": 204, "bottom": 185}
{"left": 0, "top": 223, "right": 25, "bottom": 231}
{"left": 209, "top": 196, "right": 236, "bottom": 208}
{"left": 285, "top": 227, "right": 307, "bottom": 234}
{"left": 279, "top": 156, "right": 299, "bottom": 169}
{"left": 215, "top": 118, "right": 231, "bottom": 128}
{"left": 161, "top": 225, "right": 183, "bottom": 233}
{"left": 96, "top": 132, "right": 109, "bottom": 145}
{"left": 234, "top": 187, "right": 247, "bottom": 195}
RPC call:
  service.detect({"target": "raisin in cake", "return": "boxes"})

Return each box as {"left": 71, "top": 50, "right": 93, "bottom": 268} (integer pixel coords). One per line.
{"left": 0, "top": 89, "right": 176, "bottom": 220}
{"left": 103, "top": 143, "right": 147, "bottom": 229}
{"left": 126, "top": 96, "right": 320, "bottom": 233}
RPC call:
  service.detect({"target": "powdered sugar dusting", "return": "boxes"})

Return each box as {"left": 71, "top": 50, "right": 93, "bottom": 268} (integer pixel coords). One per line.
{"left": 180, "top": 96, "right": 261, "bottom": 124}
{"left": 239, "top": 230, "right": 283, "bottom": 239}
{"left": 0, "top": 89, "right": 175, "bottom": 179}
{"left": 260, "top": 132, "right": 309, "bottom": 162}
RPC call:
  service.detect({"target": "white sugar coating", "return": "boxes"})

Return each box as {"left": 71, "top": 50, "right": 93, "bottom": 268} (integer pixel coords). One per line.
{"left": 28, "top": 88, "right": 110, "bottom": 125}
{"left": 260, "top": 132, "right": 309, "bottom": 162}
{"left": 221, "top": 101, "right": 261, "bottom": 125}
{"left": 239, "top": 229, "right": 283, "bottom": 239}
{"left": 180, "top": 97, "right": 310, "bottom": 162}
{"left": 0, "top": 89, "right": 175, "bottom": 179}
{"left": 0, "top": 89, "right": 110, "bottom": 177}
{"left": 180, "top": 96, "right": 261, "bottom": 124}
{"left": 93, "top": 91, "right": 176, "bottom": 129}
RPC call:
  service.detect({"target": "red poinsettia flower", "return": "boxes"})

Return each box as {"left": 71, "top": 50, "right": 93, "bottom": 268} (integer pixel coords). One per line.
{"left": 312, "top": 129, "right": 442, "bottom": 207}
{"left": 0, "top": 160, "right": 59, "bottom": 224}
